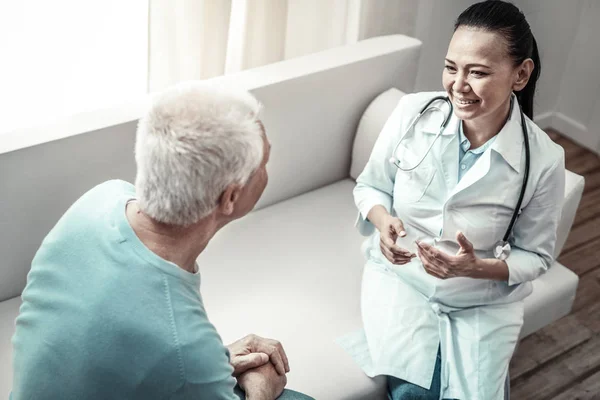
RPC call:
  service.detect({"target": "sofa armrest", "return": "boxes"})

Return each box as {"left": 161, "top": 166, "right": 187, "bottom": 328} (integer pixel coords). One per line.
{"left": 555, "top": 170, "right": 585, "bottom": 258}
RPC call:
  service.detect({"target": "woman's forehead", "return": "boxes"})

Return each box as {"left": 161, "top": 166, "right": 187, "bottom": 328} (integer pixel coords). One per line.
{"left": 446, "top": 26, "right": 509, "bottom": 64}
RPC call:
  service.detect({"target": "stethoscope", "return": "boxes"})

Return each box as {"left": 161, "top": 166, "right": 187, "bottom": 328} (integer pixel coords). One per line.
{"left": 388, "top": 96, "right": 530, "bottom": 261}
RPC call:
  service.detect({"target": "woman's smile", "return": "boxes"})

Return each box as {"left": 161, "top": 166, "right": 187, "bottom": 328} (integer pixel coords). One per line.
{"left": 453, "top": 97, "right": 480, "bottom": 107}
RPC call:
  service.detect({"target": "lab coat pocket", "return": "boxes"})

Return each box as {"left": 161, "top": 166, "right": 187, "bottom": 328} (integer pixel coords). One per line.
{"left": 393, "top": 145, "right": 437, "bottom": 204}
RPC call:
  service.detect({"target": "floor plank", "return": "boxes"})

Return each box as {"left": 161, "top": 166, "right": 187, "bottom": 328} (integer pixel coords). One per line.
{"left": 512, "top": 336, "right": 600, "bottom": 400}
{"left": 565, "top": 150, "right": 600, "bottom": 177}
{"left": 510, "top": 129, "right": 600, "bottom": 399}
{"left": 510, "top": 313, "right": 593, "bottom": 380}
{"left": 560, "top": 214, "right": 600, "bottom": 255}
{"left": 562, "top": 336, "right": 600, "bottom": 378}
{"left": 510, "top": 346, "right": 539, "bottom": 380}
{"left": 582, "top": 167, "right": 600, "bottom": 193}
{"left": 558, "top": 240, "right": 600, "bottom": 276}
{"left": 511, "top": 357, "right": 576, "bottom": 400}
{"left": 575, "top": 297, "right": 600, "bottom": 335}
{"left": 551, "top": 368, "right": 600, "bottom": 400}
{"left": 569, "top": 268, "right": 600, "bottom": 313}
{"left": 573, "top": 187, "right": 600, "bottom": 227}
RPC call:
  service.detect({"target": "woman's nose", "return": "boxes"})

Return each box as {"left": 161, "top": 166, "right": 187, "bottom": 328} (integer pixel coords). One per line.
{"left": 452, "top": 72, "right": 470, "bottom": 93}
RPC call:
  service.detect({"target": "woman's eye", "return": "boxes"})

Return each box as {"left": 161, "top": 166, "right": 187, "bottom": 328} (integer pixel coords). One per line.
{"left": 471, "top": 70, "right": 487, "bottom": 77}
{"left": 444, "top": 65, "right": 456, "bottom": 72}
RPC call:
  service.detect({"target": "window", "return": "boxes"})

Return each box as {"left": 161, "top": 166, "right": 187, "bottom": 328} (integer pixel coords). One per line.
{"left": 0, "top": 1, "right": 148, "bottom": 134}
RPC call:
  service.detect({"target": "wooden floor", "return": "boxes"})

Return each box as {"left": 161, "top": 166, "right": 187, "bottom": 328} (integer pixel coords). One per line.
{"left": 509, "top": 129, "right": 600, "bottom": 399}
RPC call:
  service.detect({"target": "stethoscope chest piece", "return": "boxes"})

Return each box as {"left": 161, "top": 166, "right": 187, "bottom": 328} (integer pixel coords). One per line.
{"left": 493, "top": 241, "right": 511, "bottom": 261}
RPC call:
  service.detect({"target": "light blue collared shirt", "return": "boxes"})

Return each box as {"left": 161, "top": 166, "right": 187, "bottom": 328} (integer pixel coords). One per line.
{"left": 458, "top": 122, "right": 497, "bottom": 181}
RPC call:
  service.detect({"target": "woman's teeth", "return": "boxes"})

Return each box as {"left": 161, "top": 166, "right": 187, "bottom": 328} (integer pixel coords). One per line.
{"left": 456, "top": 99, "right": 479, "bottom": 105}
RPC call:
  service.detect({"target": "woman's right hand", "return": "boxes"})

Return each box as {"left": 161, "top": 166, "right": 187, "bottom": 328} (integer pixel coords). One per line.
{"left": 367, "top": 206, "right": 416, "bottom": 265}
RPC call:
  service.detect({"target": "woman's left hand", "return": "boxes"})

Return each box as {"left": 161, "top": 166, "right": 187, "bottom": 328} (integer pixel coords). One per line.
{"left": 416, "top": 231, "right": 479, "bottom": 279}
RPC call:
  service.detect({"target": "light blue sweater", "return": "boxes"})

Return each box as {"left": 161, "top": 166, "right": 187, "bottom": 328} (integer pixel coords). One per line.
{"left": 11, "top": 180, "right": 238, "bottom": 400}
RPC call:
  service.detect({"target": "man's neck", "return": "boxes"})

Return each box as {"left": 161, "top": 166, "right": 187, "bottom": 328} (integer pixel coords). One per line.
{"left": 125, "top": 201, "right": 220, "bottom": 273}
{"left": 462, "top": 97, "right": 512, "bottom": 149}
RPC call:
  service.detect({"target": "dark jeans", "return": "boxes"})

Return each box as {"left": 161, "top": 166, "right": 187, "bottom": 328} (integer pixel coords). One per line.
{"left": 387, "top": 347, "right": 510, "bottom": 400}
{"left": 387, "top": 348, "right": 457, "bottom": 400}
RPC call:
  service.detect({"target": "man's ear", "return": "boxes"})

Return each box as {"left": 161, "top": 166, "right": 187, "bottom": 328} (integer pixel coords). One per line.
{"left": 219, "top": 184, "right": 242, "bottom": 216}
{"left": 513, "top": 58, "right": 534, "bottom": 91}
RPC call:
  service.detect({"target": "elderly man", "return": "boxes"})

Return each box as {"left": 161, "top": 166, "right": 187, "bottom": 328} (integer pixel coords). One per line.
{"left": 11, "top": 83, "right": 312, "bottom": 400}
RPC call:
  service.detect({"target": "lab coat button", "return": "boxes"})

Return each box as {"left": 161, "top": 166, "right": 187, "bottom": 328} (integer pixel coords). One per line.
{"left": 461, "top": 164, "right": 466, "bottom": 170}
{"left": 431, "top": 303, "right": 442, "bottom": 316}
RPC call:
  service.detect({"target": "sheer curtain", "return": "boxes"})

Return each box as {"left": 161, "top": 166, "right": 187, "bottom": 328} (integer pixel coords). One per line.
{"left": 0, "top": 0, "right": 148, "bottom": 134}
{"left": 149, "top": 0, "right": 418, "bottom": 92}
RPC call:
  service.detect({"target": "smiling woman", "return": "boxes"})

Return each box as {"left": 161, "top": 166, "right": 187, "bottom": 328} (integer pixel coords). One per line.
{"left": 443, "top": 9, "right": 537, "bottom": 149}
{"left": 350, "top": 1, "right": 565, "bottom": 399}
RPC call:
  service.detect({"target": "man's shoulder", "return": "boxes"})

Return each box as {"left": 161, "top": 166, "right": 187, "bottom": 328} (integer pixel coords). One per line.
{"left": 38, "top": 179, "right": 135, "bottom": 248}
{"left": 68, "top": 179, "right": 135, "bottom": 219}
{"left": 85, "top": 179, "right": 136, "bottom": 202}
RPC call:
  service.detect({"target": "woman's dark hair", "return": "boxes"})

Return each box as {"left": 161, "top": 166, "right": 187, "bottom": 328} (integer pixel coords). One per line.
{"left": 455, "top": 0, "right": 540, "bottom": 119}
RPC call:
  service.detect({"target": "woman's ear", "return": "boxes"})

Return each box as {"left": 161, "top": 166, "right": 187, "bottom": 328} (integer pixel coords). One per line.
{"left": 513, "top": 58, "right": 534, "bottom": 91}
{"left": 218, "top": 184, "right": 242, "bottom": 216}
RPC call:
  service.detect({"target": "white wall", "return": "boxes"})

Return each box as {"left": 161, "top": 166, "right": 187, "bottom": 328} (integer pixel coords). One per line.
{"left": 518, "top": 0, "right": 582, "bottom": 119}
{"left": 553, "top": 0, "right": 600, "bottom": 153}
{"left": 413, "top": 0, "right": 481, "bottom": 92}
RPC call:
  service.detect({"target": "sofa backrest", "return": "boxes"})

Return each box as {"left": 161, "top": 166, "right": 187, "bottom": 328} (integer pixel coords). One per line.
{"left": 350, "top": 88, "right": 585, "bottom": 259}
{"left": 0, "top": 35, "right": 422, "bottom": 301}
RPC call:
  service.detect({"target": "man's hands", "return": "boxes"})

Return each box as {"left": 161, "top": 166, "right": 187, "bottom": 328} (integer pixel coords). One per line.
{"left": 237, "top": 362, "right": 286, "bottom": 400}
{"left": 227, "top": 334, "right": 290, "bottom": 377}
{"left": 416, "top": 231, "right": 478, "bottom": 279}
{"left": 228, "top": 334, "right": 290, "bottom": 400}
{"left": 367, "top": 206, "right": 416, "bottom": 265}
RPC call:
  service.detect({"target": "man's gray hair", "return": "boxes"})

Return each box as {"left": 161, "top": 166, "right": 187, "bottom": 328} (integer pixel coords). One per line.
{"left": 134, "top": 81, "right": 264, "bottom": 226}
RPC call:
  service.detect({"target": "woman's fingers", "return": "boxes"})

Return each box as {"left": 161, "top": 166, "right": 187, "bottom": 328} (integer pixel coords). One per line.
{"left": 417, "top": 243, "right": 451, "bottom": 279}
{"left": 382, "top": 234, "right": 415, "bottom": 256}
{"left": 380, "top": 242, "right": 414, "bottom": 265}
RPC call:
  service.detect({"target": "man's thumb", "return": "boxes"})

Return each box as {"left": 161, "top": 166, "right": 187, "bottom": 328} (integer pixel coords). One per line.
{"left": 234, "top": 353, "right": 269, "bottom": 373}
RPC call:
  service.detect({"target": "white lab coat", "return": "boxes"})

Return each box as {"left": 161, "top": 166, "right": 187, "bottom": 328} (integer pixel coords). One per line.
{"left": 351, "top": 91, "right": 565, "bottom": 400}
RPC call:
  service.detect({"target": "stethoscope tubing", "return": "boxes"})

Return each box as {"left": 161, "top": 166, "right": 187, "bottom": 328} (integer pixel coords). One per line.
{"left": 388, "top": 95, "right": 530, "bottom": 260}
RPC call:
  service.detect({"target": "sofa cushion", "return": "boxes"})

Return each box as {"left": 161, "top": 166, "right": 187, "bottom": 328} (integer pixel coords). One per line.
{"left": 0, "top": 179, "right": 580, "bottom": 399}
{"left": 350, "top": 88, "right": 406, "bottom": 180}
{"left": 350, "top": 88, "right": 585, "bottom": 257}
{"left": 556, "top": 170, "right": 585, "bottom": 258}
{"left": 521, "top": 261, "right": 579, "bottom": 338}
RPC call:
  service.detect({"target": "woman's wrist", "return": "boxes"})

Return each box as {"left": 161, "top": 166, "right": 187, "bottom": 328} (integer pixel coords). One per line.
{"left": 469, "top": 258, "right": 509, "bottom": 281}
{"left": 366, "top": 205, "right": 390, "bottom": 231}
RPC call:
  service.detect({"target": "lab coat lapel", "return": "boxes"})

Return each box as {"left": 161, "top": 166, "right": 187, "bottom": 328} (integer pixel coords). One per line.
{"left": 447, "top": 95, "right": 524, "bottom": 200}
{"left": 421, "top": 111, "right": 461, "bottom": 193}
{"left": 491, "top": 97, "right": 524, "bottom": 174}
{"left": 438, "top": 115, "right": 460, "bottom": 192}
{"left": 449, "top": 146, "right": 492, "bottom": 199}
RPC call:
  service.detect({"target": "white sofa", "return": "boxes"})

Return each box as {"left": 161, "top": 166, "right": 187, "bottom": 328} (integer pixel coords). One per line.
{"left": 0, "top": 35, "right": 584, "bottom": 399}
